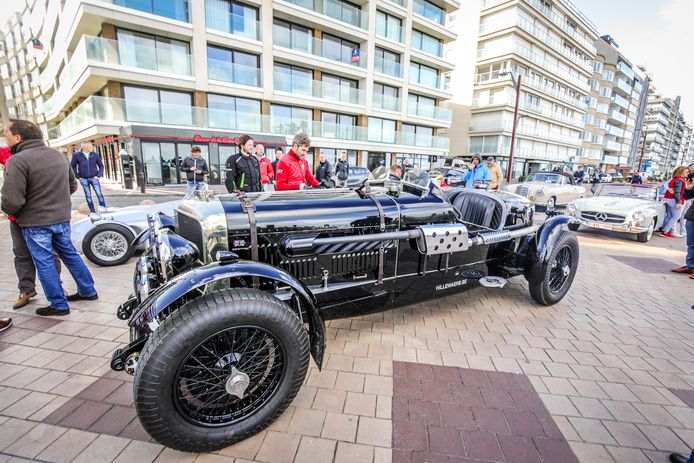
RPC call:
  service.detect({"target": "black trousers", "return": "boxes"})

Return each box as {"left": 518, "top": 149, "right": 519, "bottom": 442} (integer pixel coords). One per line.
{"left": 10, "top": 221, "right": 61, "bottom": 294}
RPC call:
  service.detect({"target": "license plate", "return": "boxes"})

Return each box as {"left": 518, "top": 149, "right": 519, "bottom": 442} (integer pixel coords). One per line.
{"left": 588, "top": 222, "right": 612, "bottom": 230}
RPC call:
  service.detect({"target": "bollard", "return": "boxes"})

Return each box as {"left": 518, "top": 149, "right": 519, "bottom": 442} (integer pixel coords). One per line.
{"left": 138, "top": 172, "right": 146, "bottom": 194}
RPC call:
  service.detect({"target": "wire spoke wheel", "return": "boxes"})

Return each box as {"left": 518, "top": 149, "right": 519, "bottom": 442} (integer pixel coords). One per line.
{"left": 174, "top": 325, "right": 285, "bottom": 427}
{"left": 548, "top": 246, "right": 572, "bottom": 293}
{"left": 91, "top": 230, "right": 128, "bottom": 260}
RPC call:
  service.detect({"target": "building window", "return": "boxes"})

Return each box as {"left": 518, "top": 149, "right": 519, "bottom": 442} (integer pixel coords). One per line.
{"left": 321, "top": 112, "right": 356, "bottom": 139}
{"left": 273, "top": 20, "right": 312, "bottom": 53}
{"left": 322, "top": 74, "right": 359, "bottom": 104}
{"left": 274, "top": 63, "right": 312, "bottom": 95}
{"left": 402, "top": 124, "right": 433, "bottom": 147}
{"left": 205, "top": 0, "right": 259, "bottom": 40}
{"left": 374, "top": 47, "right": 402, "bottom": 77}
{"left": 270, "top": 104, "right": 313, "bottom": 135}
{"left": 409, "top": 62, "right": 439, "bottom": 88}
{"left": 408, "top": 93, "right": 436, "bottom": 117}
{"left": 368, "top": 117, "right": 396, "bottom": 143}
{"left": 374, "top": 83, "right": 400, "bottom": 111}
{"left": 599, "top": 87, "right": 611, "bottom": 98}
{"left": 602, "top": 70, "right": 614, "bottom": 82}
{"left": 413, "top": 0, "right": 444, "bottom": 25}
{"left": 123, "top": 85, "right": 192, "bottom": 125}
{"left": 116, "top": 29, "right": 191, "bottom": 75}
{"left": 207, "top": 93, "right": 261, "bottom": 131}
{"left": 115, "top": 0, "right": 189, "bottom": 22}
{"left": 411, "top": 30, "right": 442, "bottom": 57}
{"left": 207, "top": 45, "right": 260, "bottom": 86}
{"left": 322, "top": 33, "right": 360, "bottom": 65}
{"left": 376, "top": 10, "right": 402, "bottom": 42}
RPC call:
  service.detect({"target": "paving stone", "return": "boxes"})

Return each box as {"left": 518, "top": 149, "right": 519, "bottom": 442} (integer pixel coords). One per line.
{"left": 344, "top": 392, "right": 377, "bottom": 417}
{"left": 428, "top": 425, "right": 464, "bottom": 457}
{"left": 287, "top": 407, "right": 325, "bottom": 437}
{"left": 72, "top": 434, "right": 131, "bottom": 463}
{"left": 255, "top": 431, "right": 301, "bottom": 463}
{"left": 58, "top": 400, "right": 113, "bottom": 430}
{"left": 462, "top": 430, "right": 503, "bottom": 460}
{"left": 568, "top": 417, "right": 618, "bottom": 445}
{"left": 321, "top": 412, "right": 359, "bottom": 442}
{"left": 2, "top": 423, "right": 66, "bottom": 458}
{"left": 637, "top": 424, "right": 688, "bottom": 452}
{"left": 334, "top": 442, "right": 373, "bottom": 463}
{"left": 113, "top": 440, "right": 164, "bottom": 463}
{"left": 36, "top": 428, "right": 98, "bottom": 463}
{"left": 293, "top": 436, "right": 337, "bottom": 463}
{"left": 357, "top": 417, "right": 392, "bottom": 447}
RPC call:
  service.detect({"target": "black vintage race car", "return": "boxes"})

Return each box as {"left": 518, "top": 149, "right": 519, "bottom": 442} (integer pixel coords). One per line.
{"left": 110, "top": 172, "right": 579, "bottom": 452}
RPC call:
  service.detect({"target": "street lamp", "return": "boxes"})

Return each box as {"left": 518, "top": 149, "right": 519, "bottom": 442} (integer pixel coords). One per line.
{"left": 498, "top": 70, "right": 522, "bottom": 183}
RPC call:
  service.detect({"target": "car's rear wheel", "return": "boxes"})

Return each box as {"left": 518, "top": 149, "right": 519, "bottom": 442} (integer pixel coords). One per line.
{"left": 527, "top": 231, "right": 579, "bottom": 306}
{"left": 83, "top": 224, "right": 135, "bottom": 266}
{"left": 636, "top": 219, "right": 656, "bottom": 243}
{"left": 134, "top": 288, "right": 310, "bottom": 452}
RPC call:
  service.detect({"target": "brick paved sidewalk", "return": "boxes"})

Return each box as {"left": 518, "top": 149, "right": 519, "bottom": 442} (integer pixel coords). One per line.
{"left": 0, "top": 218, "right": 692, "bottom": 462}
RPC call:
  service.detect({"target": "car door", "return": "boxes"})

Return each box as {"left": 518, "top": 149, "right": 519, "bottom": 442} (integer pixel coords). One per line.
{"left": 554, "top": 176, "right": 569, "bottom": 204}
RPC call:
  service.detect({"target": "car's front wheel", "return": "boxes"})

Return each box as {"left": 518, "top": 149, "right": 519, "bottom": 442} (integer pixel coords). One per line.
{"left": 527, "top": 231, "right": 579, "bottom": 306}
{"left": 636, "top": 219, "right": 656, "bottom": 243}
{"left": 545, "top": 196, "right": 556, "bottom": 210}
{"left": 83, "top": 224, "right": 135, "bottom": 266}
{"left": 134, "top": 288, "right": 309, "bottom": 452}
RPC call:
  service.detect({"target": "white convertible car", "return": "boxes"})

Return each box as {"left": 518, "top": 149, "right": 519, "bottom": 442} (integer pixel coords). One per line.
{"left": 566, "top": 183, "right": 666, "bottom": 243}
{"left": 506, "top": 172, "right": 585, "bottom": 209}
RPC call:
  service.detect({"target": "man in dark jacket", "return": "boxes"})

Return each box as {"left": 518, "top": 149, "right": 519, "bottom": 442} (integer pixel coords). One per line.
{"left": 2, "top": 119, "right": 97, "bottom": 317}
{"left": 225, "top": 135, "right": 261, "bottom": 193}
{"left": 70, "top": 142, "right": 106, "bottom": 213}
{"left": 335, "top": 151, "right": 349, "bottom": 187}
{"left": 315, "top": 152, "right": 332, "bottom": 183}
{"left": 180, "top": 146, "right": 209, "bottom": 193}
{"left": 631, "top": 172, "right": 643, "bottom": 184}
{"left": 272, "top": 147, "right": 283, "bottom": 176}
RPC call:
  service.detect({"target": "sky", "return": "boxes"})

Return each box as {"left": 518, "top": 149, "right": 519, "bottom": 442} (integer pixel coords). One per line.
{"left": 1, "top": 0, "right": 692, "bottom": 120}
{"left": 571, "top": 0, "right": 694, "bottom": 120}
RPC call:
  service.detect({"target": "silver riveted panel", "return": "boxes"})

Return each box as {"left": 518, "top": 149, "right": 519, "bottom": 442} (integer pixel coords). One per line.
{"left": 417, "top": 224, "right": 469, "bottom": 255}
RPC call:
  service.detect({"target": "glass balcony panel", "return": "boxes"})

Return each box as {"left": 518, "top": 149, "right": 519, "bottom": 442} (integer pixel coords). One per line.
{"left": 207, "top": 58, "right": 261, "bottom": 87}
{"left": 113, "top": 0, "right": 190, "bottom": 22}
{"left": 205, "top": 0, "right": 260, "bottom": 40}
{"left": 273, "top": 25, "right": 366, "bottom": 68}
{"left": 374, "top": 92, "right": 401, "bottom": 111}
{"left": 413, "top": 0, "right": 445, "bottom": 26}
{"left": 374, "top": 56, "right": 402, "bottom": 77}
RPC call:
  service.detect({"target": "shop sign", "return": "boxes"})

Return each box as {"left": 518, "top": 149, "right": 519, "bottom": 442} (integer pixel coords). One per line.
{"left": 193, "top": 134, "right": 239, "bottom": 144}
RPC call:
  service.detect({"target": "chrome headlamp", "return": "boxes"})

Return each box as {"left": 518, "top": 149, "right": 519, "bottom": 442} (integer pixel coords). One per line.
{"left": 147, "top": 213, "right": 174, "bottom": 282}
{"left": 632, "top": 211, "right": 645, "bottom": 223}
{"left": 566, "top": 204, "right": 577, "bottom": 214}
{"left": 536, "top": 189, "right": 545, "bottom": 197}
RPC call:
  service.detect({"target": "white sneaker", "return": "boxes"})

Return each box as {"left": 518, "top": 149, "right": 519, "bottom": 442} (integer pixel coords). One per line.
{"left": 673, "top": 232, "right": 685, "bottom": 238}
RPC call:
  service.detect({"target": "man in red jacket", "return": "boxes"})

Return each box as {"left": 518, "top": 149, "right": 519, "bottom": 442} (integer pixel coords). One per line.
{"left": 275, "top": 134, "right": 319, "bottom": 191}
{"left": 255, "top": 144, "right": 274, "bottom": 191}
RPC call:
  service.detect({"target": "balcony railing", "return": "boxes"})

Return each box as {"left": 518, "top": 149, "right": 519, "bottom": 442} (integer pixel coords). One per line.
{"left": 273, "top": 25, "right": 368, "bottom": 69}
{"left": 617, "top": 61, "right": 635, "bottom": 80}
{"left": 374, "top": 56, "right": 402, "bottom": 78}
{"left": 281, "top": 0, "right": 368, "bottom": 29}
{"left": 84, "top": 35, "right": 193, "bottom": 76}
{"left": 407, "top": 102, "right": 452, "bottom": 122}
{"left": 477, "top": 44, "right": 589, "bottom": 91}
{"left": 373, "top": 93, "right": 402, "bottom": 112}
{"left": 605, "top": 124, "right": 623, "bottom": 137}
{"left": 208, "top": 58, "right": 261, "bottom": 87}
{"left": 47, "top": 95, "right": 450, "bottom": 150}
{"left": 610, "top": 93, "right": 629, "bottom": 110}
{"left": 473, "top": 71, "right": 587, "bottom": 109}
{"left": 523, "top": 0, "right": 596, "bottom": 54}
{"left": 409, "top": 68, "right": 446, "bottom": 91}
{"left": 608, "top": 110, "right": 627, "bottom": 124}
{"left": 413, "top": 0, "right": 446, "bottom": 27}
{"left": 412, "top": 34, "right": 443, "bottom": 58}
{"left": 605, "top": 140, "right": 622, "bottom": 151}
{"left": 104, "top": 0, "right": 190, "bottom": 22}
{"left": 205, "top": 1, "right": 261, "bottom": 40}
{"left": 469, "top": 120, "right": 582, "bottom": 146}
{"left": 376, "top": 22, "right": 403, "bottom": 43}
{"left": 614, "top": 78, "right": 632, "bottom": 95}
{"left": 273, "top": 72, "right": 365, "bottom": 105}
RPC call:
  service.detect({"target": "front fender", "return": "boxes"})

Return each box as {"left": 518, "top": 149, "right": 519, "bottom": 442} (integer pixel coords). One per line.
{"left": 524, "top": 215, "right": 577, "bottom": 281}
{"left": 129, "top": 260, "right": 326, "bottom": 368}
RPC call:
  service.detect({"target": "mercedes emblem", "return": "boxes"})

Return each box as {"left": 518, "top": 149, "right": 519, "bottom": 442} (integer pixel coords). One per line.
{"left": 595, "top": 212, "right": 608, "bottom": 222}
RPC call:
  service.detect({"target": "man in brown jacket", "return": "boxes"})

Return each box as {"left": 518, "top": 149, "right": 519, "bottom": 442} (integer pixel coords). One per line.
{"left": 486, "top": 156, "right": 504, "bottom": 190}
{"left": 1, "top": 119, "right": 97, "bottom": 316}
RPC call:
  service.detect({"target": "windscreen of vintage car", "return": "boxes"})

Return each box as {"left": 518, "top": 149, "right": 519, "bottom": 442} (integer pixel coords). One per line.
{"left": 527, "top": 173, "right": 562, "bottom": 183}
{"left": 595, "top": 184, "right": 658, "bottom": 201}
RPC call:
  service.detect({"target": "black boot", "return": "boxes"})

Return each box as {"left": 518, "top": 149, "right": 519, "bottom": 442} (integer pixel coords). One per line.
{"left": 36, "top": 306, "right": 70, "bottom": 316}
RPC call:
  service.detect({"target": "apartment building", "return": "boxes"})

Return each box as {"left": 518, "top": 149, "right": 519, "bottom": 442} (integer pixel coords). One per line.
{"left": 448, "top": 0, "right": 599, "bottom": 179}
{"left": 582, "top": 35, "right": 647, "bottom": 173}
{"left": 640, "top": 92, "right": 683, "bottom": 175}
{"left": 2, "top": 0, "right": 458, "bottom": 186}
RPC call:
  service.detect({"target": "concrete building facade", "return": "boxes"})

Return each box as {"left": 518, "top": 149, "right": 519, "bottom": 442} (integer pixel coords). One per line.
{"left": 2, "top": 0, "right": 458, "bottom": 186}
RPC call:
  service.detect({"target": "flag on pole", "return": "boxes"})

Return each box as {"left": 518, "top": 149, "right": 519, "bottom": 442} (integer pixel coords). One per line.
{"left": 31, "top": 39, "right": 43, "bottom": 50}
{"left": 351, "top": 48, "right": 360, "bottom": 63}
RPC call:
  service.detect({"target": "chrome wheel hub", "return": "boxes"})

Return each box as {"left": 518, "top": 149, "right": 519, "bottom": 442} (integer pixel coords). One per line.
{"left": 561, "top": 265, "right": 570, "bottom": 277}
{"left": 92, "top": 231, "right": 127, "bottom": 260}
{"left": 225, "top": 367, "right": 250, "bottom": 399}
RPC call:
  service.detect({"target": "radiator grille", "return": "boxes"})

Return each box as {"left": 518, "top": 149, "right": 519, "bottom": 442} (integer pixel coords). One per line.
{"left": 176, "top": 212, "right": 204, "bottom": 253}
{"left": 520, "top": 186, "right": 530, "bottom": 197}
{"left": 581, "top": 211, "right": 626, "bottom": 224}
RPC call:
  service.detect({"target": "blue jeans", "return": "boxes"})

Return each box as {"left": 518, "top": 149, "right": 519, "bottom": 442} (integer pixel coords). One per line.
{"left": 687, "top": 220, "right": 694, "bottom": 269}
{"left": 663, "top": 199, "right": 684, "bottom": 233}
{"left": 79, "top": 177, "right": 106, "bottom": 213}
{"left": 186, "top": 181, "right": 205, "bottom": 193}
{"left": 22, "top": 222, "right": 96, "bottom": 310}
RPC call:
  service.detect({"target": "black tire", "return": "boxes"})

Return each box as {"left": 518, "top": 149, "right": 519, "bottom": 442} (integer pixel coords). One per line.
{"left": 134, "top": 288, "right": 309, "bottom": 452}
{"left": 544, "top": 196, "right": 556, "bottom": 210}
{"left": 527, "top": 231, "right": 579, "bottom": 306}
{"left": 636, "top": 219, "right": 655, "bottom": 243}
{"left": 82, "top": 223, "right": 135, "bottom": 266}
{"left": 567, "top": 223, "right": 580, "bottom": 232}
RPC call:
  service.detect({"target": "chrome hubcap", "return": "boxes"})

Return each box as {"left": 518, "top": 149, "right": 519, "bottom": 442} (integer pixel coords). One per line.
{"left": 91, "top": 231, "right": 127, "bottom": 261}
{"left": 225, "top": 367, "right": 250, "bottom": 399}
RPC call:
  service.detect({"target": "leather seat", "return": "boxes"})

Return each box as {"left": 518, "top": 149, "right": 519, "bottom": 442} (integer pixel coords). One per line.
{"left": 447, "top": 189, "right": 503, "bottom": 229}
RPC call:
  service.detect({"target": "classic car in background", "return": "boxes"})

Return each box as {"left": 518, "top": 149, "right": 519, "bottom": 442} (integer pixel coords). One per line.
{"left": 566, "top": 183, "right": 665, "bottom": 242}
{"left": 71, "top": 200, "right": 180, "bottom": 266}
{"left": 506, "top": 172, "right": 585, "bottom": 209}
{"left": 427, "top": 166, "right": 469, "bottom": 186}
{"left": 110, "top": 170, "right": 579, "bottom": 452}
{"left": 345, "top": 166, "right": 371, "bottom": 188}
